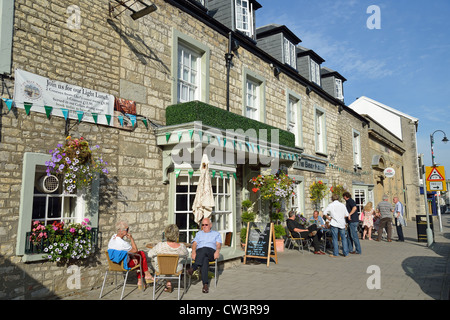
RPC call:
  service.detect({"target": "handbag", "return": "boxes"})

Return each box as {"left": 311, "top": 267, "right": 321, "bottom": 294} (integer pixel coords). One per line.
{"left": 359, "top": 211, "right": 365, "bottom": 221}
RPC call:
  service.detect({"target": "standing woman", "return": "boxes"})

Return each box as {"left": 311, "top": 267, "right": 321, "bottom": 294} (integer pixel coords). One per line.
{"left": 362, "top": 202, "right": 375, "bottom": 240}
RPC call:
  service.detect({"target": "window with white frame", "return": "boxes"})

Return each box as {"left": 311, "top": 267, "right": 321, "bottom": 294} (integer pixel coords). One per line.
{"left": 177, "top": 44, "right": 201, "bottom": 103}
{"left": 353, "top": 129, "right": 362, "bottom": 168}
{"left": 174, "top": 173, "right": 232, "bottom": 244}
{"left": 17, "top": 153, "right": 99, "bottom": 259}
{"left": 335, "top": 78, "right": 344, "bottom": 100}
{"left": 245, "top": 78, "right": 260, "bottom": 121}
{"left": 315, "top": 108, "right": 326, "bottom": 154}
{"left": 287, "top": 94, "right": 301, "bottom": 147}
{"left": 283, "top": 37, "right": 296, "bottom": 69}
{"left": 353, "top": 188, "right": 366, "bottom": 214}
{"left": 290, "top": 180, "right": 305, "bottom": 215}
{"left": 235, "top": 0, "right": 254, "bottom": 37}
{"left": 32, "top": 165, "right": 83, "bottom": 226}
{"left": 310, "top": 60, "right": 321, "bottom": 85}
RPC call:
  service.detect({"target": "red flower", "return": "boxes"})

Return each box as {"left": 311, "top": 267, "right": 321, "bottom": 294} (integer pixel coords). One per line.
{"left": 252, "top": 188, "right": 259, "bottom": 193}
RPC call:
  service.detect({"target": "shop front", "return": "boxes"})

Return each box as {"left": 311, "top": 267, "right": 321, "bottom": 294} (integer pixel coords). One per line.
{"left": 156, "top": 101, "right": 302, "bottom": 261}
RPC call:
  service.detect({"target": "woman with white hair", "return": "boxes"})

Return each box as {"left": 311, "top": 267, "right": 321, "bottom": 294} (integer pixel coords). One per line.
{"left": 108, "top": 220, "right": 153, "bottom": 289}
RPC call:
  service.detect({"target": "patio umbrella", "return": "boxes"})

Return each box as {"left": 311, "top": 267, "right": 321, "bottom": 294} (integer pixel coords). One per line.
{"left": 192, "top": 154, "right": 215, "bottom": 225}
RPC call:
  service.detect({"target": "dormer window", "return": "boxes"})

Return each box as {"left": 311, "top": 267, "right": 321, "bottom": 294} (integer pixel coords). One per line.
{"left": 235, "top": 0, "right": 254, "bottom": 37}
{"left": 283, "top": 37, "right": 296, "bottom": 69}
{"left": 310, "top": 60, "right": 321, "bottom": 86}
{"left": 335, "top": 78, "right": 344, "bottom": 100}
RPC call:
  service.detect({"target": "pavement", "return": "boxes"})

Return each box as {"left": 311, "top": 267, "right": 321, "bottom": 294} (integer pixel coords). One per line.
{"left": 62, "top": 214, "right": 450, "bottom": 304}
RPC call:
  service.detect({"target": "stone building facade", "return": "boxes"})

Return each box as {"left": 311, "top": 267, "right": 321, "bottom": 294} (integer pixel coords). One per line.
{"left": 0, "top": 0, "right": 407, "bottom": 299}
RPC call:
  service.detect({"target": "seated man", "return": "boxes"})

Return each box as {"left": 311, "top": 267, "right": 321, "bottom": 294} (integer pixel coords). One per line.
{"left": 187, "top": 218, "right": 222, "bottom": 293}
{"left": 309, "top": 210, "right": 327, "bottom": 242}
{"left": 286, "top": 211, "right": 325, "bottom": 255}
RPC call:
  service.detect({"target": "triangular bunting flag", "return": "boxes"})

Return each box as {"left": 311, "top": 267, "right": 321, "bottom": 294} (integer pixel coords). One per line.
{"left": 212, "top": 170, "right": 216, "bottom": 178}
{"left": 44, "top": 106, "right": 52, "bottom": 119}
{"left": 24, "top": 102, "right": 32, "bottom": 115}
{"left": 105, "top": 114, "right": 112, "bottom": 125}
{"left": 188, "top": 129, "right": 194, "bottom": 140}
{"left": 76, "top": 111, "right": 84, "bottom": 123}
{"left": 4, "top": 99, "right": 13, "bottom": 110}
{"left": 118, "top": 115, "right": 124, "bottom": 126}
{"left": 166, "top": 132, "right": 171, "bottom": 142}
{"left": 233, "top": 173, "right": 237, "bottom": 179}
{"left": 141, "top": 118, "right": 148, "bottom": 128}
{"left": 61, "top": 108, "right": 69, "bottom": 120}
{"left": 220, "top": 171, "right": 223, "bottom": 179}
{"left": 92, "top": 113, "right": 98, "bottom": 124}
{"left": 178, "top": 132, "right": 182, "bottom": 141}
{"left": 188, "top": 170, "right": 194, "bottom": 178}
{"left": 175, "top": 169, "right": 181, "bottom": 178}
{"left": 126, "top": 114, "right": 136, "bottom": 126}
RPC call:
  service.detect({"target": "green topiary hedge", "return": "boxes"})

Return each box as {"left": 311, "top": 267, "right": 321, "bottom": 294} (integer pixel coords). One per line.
{"left": 166, "top": 101, "right": 295, "bottom": 148}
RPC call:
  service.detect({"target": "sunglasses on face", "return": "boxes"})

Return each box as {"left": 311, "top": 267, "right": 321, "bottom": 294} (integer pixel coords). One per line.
{"left": 202, "top": 224, "right": 210, "bottom": 227}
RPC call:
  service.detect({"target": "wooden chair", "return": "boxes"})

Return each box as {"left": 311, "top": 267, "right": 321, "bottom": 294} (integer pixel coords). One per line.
{"left": 99, "top": 250, "right": 143, "bottom": 300}
{"left": 153, "top": 254, "right": 187, "bottom": 300}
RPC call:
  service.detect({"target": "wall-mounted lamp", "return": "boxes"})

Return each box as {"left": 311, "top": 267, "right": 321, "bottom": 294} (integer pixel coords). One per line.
{"left": 230, "top": 38, "right": 240, "bottom": 52}
{"left": 109, "top": 0, "right": 157, "bottom": 20}
{"left": 338, "top": 105, "right": 344, "bottom": 114}
{"left": 273, "top": 66, "right": 281, "bottom": 77}
{"left": 306, "top": 85, "right": 312, "bottom": 95}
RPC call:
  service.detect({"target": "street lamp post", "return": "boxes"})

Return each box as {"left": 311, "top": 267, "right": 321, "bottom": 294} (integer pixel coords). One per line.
{"left": 429, "top": 130, "right": 449, "bottom": 236}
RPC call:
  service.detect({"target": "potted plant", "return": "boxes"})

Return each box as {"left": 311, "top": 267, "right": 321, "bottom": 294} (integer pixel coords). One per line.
{"left": 30, "top": 219, "right": 95, "bottom": 262}
{"left": 250, "top": 172, "right": 295, "bottom": 252}
{"left": 45, "top": 136, "right": 109, "bottom": 194}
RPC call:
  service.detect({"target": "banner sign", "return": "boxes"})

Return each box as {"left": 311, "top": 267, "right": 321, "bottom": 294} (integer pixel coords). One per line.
{"left": 14, "top": 69, "right": 114, "bottom": 126}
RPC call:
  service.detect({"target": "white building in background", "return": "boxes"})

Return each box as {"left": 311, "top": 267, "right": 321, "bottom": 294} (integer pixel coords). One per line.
{"left": 348, "top": 96, "right": 424, "bottom": 216}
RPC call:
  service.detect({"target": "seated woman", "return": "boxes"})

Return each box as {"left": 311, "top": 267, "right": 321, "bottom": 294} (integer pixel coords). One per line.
{"left": 148, "top": 224, "right": 189, "bottom": 293}
{"left": 108, "top": 220, "right": 153, "bottom": 289}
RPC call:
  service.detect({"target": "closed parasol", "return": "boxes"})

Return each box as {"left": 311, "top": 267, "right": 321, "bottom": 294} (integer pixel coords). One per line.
{"left": 192, "top": 154, "right": 215, "bottom": 225}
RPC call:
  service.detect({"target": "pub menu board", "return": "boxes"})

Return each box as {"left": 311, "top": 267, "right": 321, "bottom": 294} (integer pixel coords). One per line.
{"left": 243, "top": 222, "right": 278, "bottom": 267}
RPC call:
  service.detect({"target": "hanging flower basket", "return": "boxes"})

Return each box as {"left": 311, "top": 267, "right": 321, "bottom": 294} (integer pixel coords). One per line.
{"left": 45, "top": 136, "right": 109, "bottom": 193}
{"left": 309, "top": 180, "right": 329, "bottom": 209}
{"left": 330, "top": 183, "right": 348, "bottom": 202}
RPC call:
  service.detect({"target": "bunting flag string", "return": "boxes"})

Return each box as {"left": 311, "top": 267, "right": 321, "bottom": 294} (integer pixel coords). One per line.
{"left": 2, "top": 100, "right": 152, "bottom": 130}
{"left": 174, "top": 168, "right": 237, "bottom": 180}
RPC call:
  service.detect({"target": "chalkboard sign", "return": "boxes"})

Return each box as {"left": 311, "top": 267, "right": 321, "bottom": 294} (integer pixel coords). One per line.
{"left": 243, "top": 222, "right": 278, "bottom": 267}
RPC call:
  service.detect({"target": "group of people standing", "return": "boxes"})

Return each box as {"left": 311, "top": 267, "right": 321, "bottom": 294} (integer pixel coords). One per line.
{"left": 303, "top": 192, "right": 406, "bottom": 258}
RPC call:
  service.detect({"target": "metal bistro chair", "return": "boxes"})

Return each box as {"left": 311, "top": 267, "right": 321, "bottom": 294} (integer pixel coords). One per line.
{"left": 190, "top": 258, "right": 218, "bottom": 287}
{"left": 153, "top": 254, "right": 187, "bottom": 300}
{"left": 286, "top": 227, "right": 311, "bottom": 254}
{"left": 99, "top": 250, "right": 143, "bottom": 300}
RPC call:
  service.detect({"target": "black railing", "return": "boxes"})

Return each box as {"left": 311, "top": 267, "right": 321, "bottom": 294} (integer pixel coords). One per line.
{"left": 25, "top": 227, "right": 98, "bottom": 255}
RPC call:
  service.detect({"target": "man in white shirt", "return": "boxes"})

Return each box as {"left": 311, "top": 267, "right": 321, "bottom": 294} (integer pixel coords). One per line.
{"left": 323, "top": 194, "right": 349, "bottom": 257}
{"left": 393, "top": 197, "right": 405, "bottom": 242}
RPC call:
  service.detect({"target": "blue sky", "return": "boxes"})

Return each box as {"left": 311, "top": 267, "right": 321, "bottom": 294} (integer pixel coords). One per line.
{"left": 256, "top": 0, "right": 450, "bottom": 178}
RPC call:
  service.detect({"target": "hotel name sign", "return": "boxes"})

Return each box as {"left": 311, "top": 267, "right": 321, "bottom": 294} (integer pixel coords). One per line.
{"left": 293, "top": 157, "right": 327, "bottom": 174}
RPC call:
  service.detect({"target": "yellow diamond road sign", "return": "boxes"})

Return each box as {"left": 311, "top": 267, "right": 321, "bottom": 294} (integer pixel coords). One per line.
{"left": 426, "top": 166, "right": 446, "bottom": 192}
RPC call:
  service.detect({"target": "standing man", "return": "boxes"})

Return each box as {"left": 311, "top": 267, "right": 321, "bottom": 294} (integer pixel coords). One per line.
{"left": 343, "top": 192, "right": 361, "bottom": 255}
{"left": 376, "top": 195, "right": 394, "bottom": 242}
{"left": 187, "top": 218, "right": 222, "bottom": 293}
{"left": 393, "top": 196, "right": 405, "bottom": 242}
{"left": 323, "top": 194, "right": 349, "bottom": 257}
